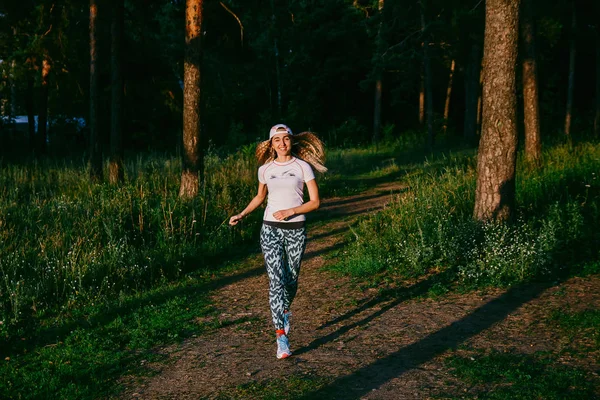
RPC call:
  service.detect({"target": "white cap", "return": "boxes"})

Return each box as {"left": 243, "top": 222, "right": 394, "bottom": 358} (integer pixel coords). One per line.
{"left": 269, "top": 124, "right": 293, "bottom": 139}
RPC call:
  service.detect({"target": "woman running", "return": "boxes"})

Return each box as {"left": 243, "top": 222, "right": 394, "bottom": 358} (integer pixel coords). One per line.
{"left": 229, "top": 123, "right": 326, "bottom": 359}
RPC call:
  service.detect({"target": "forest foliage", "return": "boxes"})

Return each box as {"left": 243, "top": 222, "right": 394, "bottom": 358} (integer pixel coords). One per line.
{"left": 0, "top": 0, "right": 598, "bottom": 154}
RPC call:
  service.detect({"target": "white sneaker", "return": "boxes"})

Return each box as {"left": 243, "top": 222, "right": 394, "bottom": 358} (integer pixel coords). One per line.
{"left": 276, "top": 334, "right": 292, "bottom": 359}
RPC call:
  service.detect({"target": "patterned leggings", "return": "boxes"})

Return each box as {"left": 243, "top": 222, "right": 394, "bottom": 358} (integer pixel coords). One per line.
{"left": 260, "top": 224, "right": 307, "bottom": 330}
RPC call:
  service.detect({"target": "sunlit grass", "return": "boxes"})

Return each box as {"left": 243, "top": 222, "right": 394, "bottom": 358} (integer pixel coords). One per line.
{"left": 549, "top": 307, "right": 600, "bottom": 349}
{"left": 0, "top": 268, "right": 220, "bottom": 399}
{"left": 335, "top": 142, "right": 600, "bottom": 289}
{"left": 219, "top": 374, "right": 330, "bottom": 400}
{"left": 444, "top": 350, "right": 596, "bottom": 399}
{"left": 0, "top": 150, "right": 261, "bottom": 334}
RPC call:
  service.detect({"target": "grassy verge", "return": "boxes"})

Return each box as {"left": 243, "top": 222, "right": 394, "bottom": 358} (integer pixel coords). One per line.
{"left": 0, "top": 258, "right": 263, "bottom": 399}
{"left": 439, "top": 292, "right": 600, "bottom": 399}
{"left": 334, "top": 142, "right": 600, "bottom": 290}
{"left": 0, "top": 151, "right": 262, "bottom": 334}
{"left": 216, "top": 374, "right": 331, "bottom": 400}
{"left": 443, "top": 350, "right": 596, "bottom": 399}
{"left": 549, "top": 307, "right": 600, "bottom": 351}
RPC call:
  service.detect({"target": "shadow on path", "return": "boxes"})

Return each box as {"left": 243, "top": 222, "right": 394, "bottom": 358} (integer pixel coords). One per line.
{"left": 295, "top": 272, "right": 452, "bottom": 355}
{"left": 312, "top": 187, "right": 407, "bottom": 224}
{"left": 307, "top": 226, "right": 349, "bottom": 242}
{"left": 298, "top": 281, "right": 553, "bottom": 399}
{"left": 322, "top": 192, "right": 396, "bottom": 208}
{"left": 303, "top": 242, "right": 348, "bottom": 262}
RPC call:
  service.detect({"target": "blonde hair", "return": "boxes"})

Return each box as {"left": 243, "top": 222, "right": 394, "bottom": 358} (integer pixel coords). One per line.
{"left": 255, "top": 131, "right": 327, "bottom": 173}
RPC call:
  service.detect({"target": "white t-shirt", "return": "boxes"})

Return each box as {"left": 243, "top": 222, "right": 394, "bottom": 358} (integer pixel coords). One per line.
{"left": 258, "top": 157, "right": 316, "bottom": 223}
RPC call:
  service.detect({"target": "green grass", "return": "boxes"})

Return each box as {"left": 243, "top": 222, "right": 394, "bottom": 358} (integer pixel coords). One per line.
{"left": 0, "top": 260, "right": 260, "bottom": 399}
{"left": 217, "top": 374, "right": 331, "bottom": 400}
{"left": 444, "top": 350, "right": 597, "bottom": 399}
{"left": 0, "top": 151, "right": 262, "bottom": 334}
{"left": 335, "top": 142, "right": 600, "bottom": 289}
{"left": 550, "top": 307, "right": 600, "bottom": 349}
{"left": 0, "top": 148, "right": 268, "bottom": 399}
{"left": 319, "top": 129, "right": 470, "bottom": 198}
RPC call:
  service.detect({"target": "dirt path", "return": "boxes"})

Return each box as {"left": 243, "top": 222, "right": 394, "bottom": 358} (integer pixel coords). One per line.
{"left": 120, "top": 182, "right": 600, "bottom": 400}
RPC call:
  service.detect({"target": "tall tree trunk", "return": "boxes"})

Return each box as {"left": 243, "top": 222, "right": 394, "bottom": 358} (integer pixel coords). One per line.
{"left": 473, "top": 0, "right": 520, "bottom": 222}
{"left": 477, "top": 66, "right": 483, "bottom": 131}
{"left": 419, "top": 61, "right": 425, "bottom": 125}
{"left": 274, "top": 37, "right": 282, "bottom": 116}
{"left": 38, "top": 56, "right": 51, "bottom": 155}
{"left": 109, "top": 0, "right": 125, "bottom": 185}
{"left": 373, "top": 79, "right": 382, "bottom": 142}
{"left": 595, "top": 26, "right": 600, "bottom": 137}
{"left": 564, "top": 5, "right": 576, "bottom": 137}
{"left": 372, "top": 0, "right": 384, "bottom": 143}
{"left": 464, "top": 43, "right": 480, "bottom": 142}
{"left": 26, "top": 73, "right": 36, "bottom": 150}
{"left": 7, "top": 27, "right": 17, "bottom": 120}
{"left": 442, "top": 59, "right": 455, "bottom": 134}
{"left": 9, "top": 59, "right": 17, "bottom": 120}
{"left": 521, "top": 0, "right": 541, "bottom": 163}
{"left": 270, "top": 0, "right": 282, "bottom": 117}
{"left": 420, "top": 0, "right": 434, "bottom": 150}
{"left": 89, "top": 0, "right": 103, "bottom": 181}
{"left": 180, "top": 0, "right": 204, "bottom": 199}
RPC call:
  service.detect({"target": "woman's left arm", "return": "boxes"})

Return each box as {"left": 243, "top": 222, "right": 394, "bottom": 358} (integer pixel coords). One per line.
{"left": 272, "top": 179, "right": 320, "bottom": 221}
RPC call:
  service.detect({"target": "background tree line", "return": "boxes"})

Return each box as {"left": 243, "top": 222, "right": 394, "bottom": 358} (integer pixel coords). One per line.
{"left": 1, "top": 0, "right": 598, "bottom": 151}
{"left": 0, "top": 0, "right": 599, "bottom": 211}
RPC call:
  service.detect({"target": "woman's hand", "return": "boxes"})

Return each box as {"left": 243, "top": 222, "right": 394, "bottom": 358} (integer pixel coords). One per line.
{"left": 230, "top": 183, "right": 267, "bottom": 226}
{"left": 272, "top": 209, "right": 295, "bottom": 221}
{"left": 229, "top": 214, "right": 244, "bottom": 226}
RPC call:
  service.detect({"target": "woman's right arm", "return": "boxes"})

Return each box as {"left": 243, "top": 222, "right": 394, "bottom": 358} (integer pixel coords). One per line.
{"left": 229, "top": 183, "right": 267, "bottom": 226}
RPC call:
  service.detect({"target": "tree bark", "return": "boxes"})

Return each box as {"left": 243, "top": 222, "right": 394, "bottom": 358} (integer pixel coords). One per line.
{"left": 180, "top": 0, "right": 204, "bottom": 199}
{"left": 464, "top": 43, "right": 481, "bottom": 142}
{"left": 372, "top": 0, "right": 384, "bottom": 143}
{"left": 38, "top": 56, "right": 51, "bottom": 155}
{"left": 595, "top": 26, "right": 600, "bottom": 138}
{"left": 270, "top": 0, "right": 282, "bottom": 117}
{"left": 521, "top": 0, "right": 541, "bottom": 163}
{"left": 10, "top": 59, "right": 17, "bottom": 120}
{"left": 274, "top": 37, "right": 282, "bottom": 116}
{"left": 89, "top": 0, "right": 103, "bottom": 182}
{"left": 109, "top": 0, "right": 125, "bottom": 185}
{"left": 373, "top": 79, "right": 382, "bottom": 142}
{"left": 420, "top": 0, "right": 434, "bottom": 150}
{"left": 473, "top": 0, "right": 520, "bottom": 222}
{"left": 442, "top": 59, "right": 455, "bottom": 134}
{"left": 564, "top": 5, "right": 576, "bottom": 137}
{"left": 5, "top": 27, "right": 17, "bottom": 122}
{"left": 419, "top": 62, "right": 425, "bottom": 126}
{"left": 26, "top": 72, "right": 36, "bottom": 150}
{"left": 477, "top": 66, "right": 483, "bottom": 130}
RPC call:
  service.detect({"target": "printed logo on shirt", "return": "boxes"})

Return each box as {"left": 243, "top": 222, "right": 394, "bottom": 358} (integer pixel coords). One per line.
{"left": 270, "top": 169, "right": 296, "bottom": 179}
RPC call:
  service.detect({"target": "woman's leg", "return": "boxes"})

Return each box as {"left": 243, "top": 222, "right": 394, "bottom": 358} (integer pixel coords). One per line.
{"left": 260, "top": 224, "right": 287, "bottom": 330}
{"left": 281, "top": 227, "right": 307, "bottom": 311}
